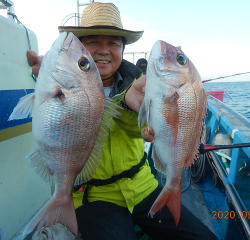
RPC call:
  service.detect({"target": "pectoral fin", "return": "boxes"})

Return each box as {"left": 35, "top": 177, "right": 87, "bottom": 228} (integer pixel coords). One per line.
{"left": 138, "top": 99, "right": 151, "bottom": 128}
{"left": 162, "top": 93, "right": 179, "bottom": 145}
{"left": 138, "top": 100, "right": 146, "bottom": 127}
{"left": 9, "top": 92, "right": 35, "bottom": 120}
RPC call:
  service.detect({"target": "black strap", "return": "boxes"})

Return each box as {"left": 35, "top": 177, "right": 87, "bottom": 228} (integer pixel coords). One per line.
{"left": 82, "top": 152, "right": 147, "bottom": 204}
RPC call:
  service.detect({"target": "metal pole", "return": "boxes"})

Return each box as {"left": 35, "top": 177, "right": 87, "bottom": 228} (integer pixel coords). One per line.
{"left": 77, "top": 0, "right": 79, "bottom": 26}
{"left": 7, "top": 0, "right": 14, "bottom": 20}
{"left": 210, "top": 151, "right": 250, "bottom": 238}
{"left": 199, "top": 143, "right": 250, "bottom": 154}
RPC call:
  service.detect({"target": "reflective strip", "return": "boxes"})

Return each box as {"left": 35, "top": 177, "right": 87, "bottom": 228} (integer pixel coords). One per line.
{"left": 216, "top": 112, "right": 221, "bottom": 120}
{"left": 231, "top": 129, "right": 239, "bottom": 139}
{"left": 0, "top": 122, "right": 32, "bottom": 142}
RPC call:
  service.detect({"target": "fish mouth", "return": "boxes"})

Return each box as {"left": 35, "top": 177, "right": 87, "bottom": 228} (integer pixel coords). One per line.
{"left": 161, "top": 71, "right": 185, "bottom": 89}
{"left": 162, "top": 72, "right": 180, "bottom": 77}
{"left": 161, "top": 71, "right": 182, "bottom": 87}
{"left": 165, "top": 81, "right": 186, "bottom": 89}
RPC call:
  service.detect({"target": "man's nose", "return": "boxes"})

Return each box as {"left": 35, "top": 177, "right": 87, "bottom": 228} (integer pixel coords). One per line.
{"left": 97, "top": 44, "right": 110, "bottom": 55}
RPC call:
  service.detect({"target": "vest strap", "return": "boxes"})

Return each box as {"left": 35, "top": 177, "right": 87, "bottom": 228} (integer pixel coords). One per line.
{"left": 81, "top": 152, "right": 147, "bottom": 205}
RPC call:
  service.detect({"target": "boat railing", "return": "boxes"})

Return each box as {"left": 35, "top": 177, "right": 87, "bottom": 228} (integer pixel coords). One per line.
{"left": 210, "top": 151, "right": 250, "bottom": 238}
{"left": 123, "top": 46, "right": 181, "bottom": 64}
{"left": 123, "top": 51, "right": 150, "bottom": 64}
{"left": 61, "top": 1, "right": 94, "bottom": 27}
{"left": 77, "top": 0, "right": 94, "bottom": 26}
{"left": 206, "top": 96, "right": 250, "bottom": 239}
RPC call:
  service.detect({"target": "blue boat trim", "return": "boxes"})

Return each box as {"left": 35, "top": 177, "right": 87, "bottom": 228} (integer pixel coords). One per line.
{"left": 205, "top": 96, "right": 250, "bottom": 239}
{"left": 0, "top": 89, "right": 34, "bottom": 131}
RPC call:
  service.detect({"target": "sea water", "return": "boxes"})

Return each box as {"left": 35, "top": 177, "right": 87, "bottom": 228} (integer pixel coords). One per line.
{"left": 203, "top": 81, "right": 250, "bottom": 121}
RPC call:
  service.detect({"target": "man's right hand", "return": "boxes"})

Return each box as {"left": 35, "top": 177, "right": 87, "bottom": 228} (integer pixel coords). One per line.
{"left": 26, "top": 50, "right": 43, "bottom": 77}
{"left": 141, "top": 126, "right": 155, "bottom": 142}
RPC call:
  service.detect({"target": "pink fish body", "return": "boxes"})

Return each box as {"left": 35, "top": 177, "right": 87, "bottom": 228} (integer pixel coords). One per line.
{"left": 9, "top": 32, "right": 120, "bottom": 236}
{"left": 138, "top": 40, "right": 207, "bottom": 225}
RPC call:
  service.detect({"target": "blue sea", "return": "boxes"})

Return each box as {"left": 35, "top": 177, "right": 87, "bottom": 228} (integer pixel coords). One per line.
{"left": 203, "top": 81, "right": 250, "bottom": 121}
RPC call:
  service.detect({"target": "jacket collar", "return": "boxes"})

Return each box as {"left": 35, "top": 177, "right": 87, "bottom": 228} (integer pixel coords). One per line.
{"left": 110, "top": 59, "right": 142, "bottom": 98}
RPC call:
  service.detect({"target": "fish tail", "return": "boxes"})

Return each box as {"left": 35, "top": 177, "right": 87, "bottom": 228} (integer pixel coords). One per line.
{"left": 149, "top": 184, "right": 181, "bottom": 225}
{"left": 23, "top": 194, "right": 77, "bottom": 237}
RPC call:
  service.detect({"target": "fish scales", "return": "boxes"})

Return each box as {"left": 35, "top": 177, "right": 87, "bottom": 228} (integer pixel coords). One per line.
{"left": 139, "top": 40, "right": 207, "bottom": 225}
{"left": 9, "top": 32, "right": 121, "bottom": 236}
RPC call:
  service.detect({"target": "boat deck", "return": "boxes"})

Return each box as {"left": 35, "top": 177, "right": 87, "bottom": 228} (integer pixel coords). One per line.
{"left": 156, "top": 167, "right": 218, "bottom": 236}
{"left": 180, "top": 169, "right": 217, "bottom": 235}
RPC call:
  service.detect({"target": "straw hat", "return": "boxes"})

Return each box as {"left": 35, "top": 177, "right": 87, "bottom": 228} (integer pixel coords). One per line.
{"left": 58, "top": 2, "right": 144, "bottom": 45}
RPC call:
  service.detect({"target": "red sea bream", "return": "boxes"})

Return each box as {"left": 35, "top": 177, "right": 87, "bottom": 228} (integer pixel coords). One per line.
{"left": 138, "top": 40, "right": 207, "bottom": 225}
{"left": 9, "top": 32, "right": 120, "bottom": 237}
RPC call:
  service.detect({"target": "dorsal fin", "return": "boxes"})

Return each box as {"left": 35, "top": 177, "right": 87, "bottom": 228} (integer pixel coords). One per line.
{"left": 75, "top": 97, "right": 122, "bottom": 184}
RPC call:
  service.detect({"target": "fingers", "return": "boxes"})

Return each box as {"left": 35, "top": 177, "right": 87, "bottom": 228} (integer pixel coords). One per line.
{"left": 26, "top": 50, "right": 39, "bottom": 66}
{"left": 26, "top": 50, "right": 43, "bottom": 77}
{"left": 132, "top": 75, "right": 146, "bottom": 95}
{"left": 125, "top": 75, "right": 146, "bottom": 112}
{"left": 141, "top": 126, "right": 155, "bottom": 142}
{"left": 79, "top": 185, "right": 85, "bottom": 192}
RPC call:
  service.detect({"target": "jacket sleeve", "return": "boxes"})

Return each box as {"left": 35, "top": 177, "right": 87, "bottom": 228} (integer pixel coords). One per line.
{"left": 112, "top": 78, "right": 146, "bottom": 139}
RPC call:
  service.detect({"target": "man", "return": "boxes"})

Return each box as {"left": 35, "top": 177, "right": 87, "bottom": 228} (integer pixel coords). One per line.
{"left": 27, "top": 2, "right": 218, "bottom": 240}
{"left": 136, "top": 58, "right": 148, "bottom": 75}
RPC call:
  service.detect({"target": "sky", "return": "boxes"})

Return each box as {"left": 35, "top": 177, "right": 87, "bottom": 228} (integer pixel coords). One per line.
{"left": 1, "top": 0, "right": 250, "bottom": 82}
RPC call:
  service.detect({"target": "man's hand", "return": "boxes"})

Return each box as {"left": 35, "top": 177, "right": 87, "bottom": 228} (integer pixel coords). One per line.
{"left": 125, "top": 75, "right": 146, "bottom": 113}
{"left": 26, "top": 50, "right": 43, "bottom": 77}
{"left": 125, "top": 75, "right": 155, "bottom": 142}
{"left": 141, "top": 126, "right": 155, "bottom": 142}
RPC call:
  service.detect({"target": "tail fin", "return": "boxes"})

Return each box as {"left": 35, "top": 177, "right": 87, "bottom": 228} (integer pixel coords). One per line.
{"left": 23, "top": 194, "right": 77, "bottom": 237}
{"left": 149, "top": 184, "right": 181, "bottom": 226}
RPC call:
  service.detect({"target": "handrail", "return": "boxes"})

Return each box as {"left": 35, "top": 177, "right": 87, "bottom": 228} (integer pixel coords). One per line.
{"left": 77, "top": 0, "right": 94, "bottom": 26}
{"left": 123, "top": 51, "right": 150, "bottom": 64}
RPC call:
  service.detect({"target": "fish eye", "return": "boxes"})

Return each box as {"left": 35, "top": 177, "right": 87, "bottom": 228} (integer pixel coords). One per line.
{"left": 177, "top": 54, "right": 187, "bottom": 65}
{"left": 78, "top": 57, "right": 91, "bottom": 71}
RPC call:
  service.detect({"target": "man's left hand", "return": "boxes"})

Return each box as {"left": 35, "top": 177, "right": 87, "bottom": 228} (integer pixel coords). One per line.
{"left": 125, "top": 75, "right": 146, "bottom": 113}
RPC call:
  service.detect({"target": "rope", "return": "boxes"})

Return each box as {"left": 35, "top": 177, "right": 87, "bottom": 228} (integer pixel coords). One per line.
{"left": 190, "top": 125, "right": 223, "bottom": 192}
{"left": 191, "top": 152, "right": 218, "bottom": 192}
{"left": 8, "top": 12, "right": 37, "bottom": 82}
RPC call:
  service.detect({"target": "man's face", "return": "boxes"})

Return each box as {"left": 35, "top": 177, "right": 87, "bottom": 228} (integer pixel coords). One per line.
{"left": 81, "top": 35, "right": 123, "bottom": 81}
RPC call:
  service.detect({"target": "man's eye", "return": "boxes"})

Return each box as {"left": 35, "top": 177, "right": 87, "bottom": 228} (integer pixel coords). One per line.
{"left": 110, "top": 42, "right": 119, "bottom": 46}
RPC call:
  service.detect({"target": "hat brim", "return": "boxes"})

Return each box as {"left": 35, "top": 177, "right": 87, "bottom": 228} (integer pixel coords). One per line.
{"left": 58, "top": 26, "right": 143, "bottom": 45}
